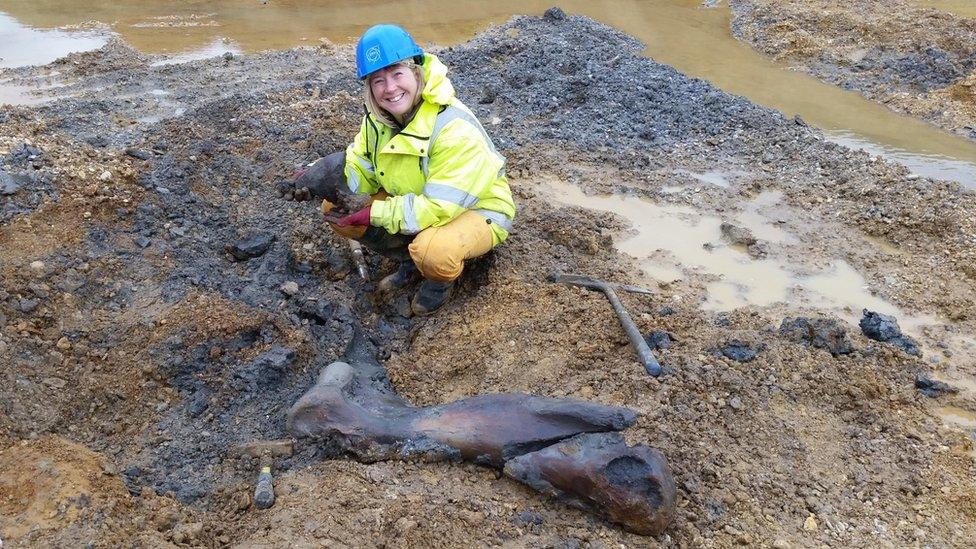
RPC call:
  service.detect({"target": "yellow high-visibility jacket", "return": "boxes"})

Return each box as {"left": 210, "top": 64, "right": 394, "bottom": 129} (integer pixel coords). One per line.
{"left": 344, "top": 53, "right": 515, "bottom": 245}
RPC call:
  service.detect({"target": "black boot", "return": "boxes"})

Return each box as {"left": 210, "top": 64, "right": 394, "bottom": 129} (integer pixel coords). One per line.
{"left": 358, "top": 226, "right": 414, "bottom": 260}
{"left": 377, "top": 260, "right": 419, "bottom": 293}
{"left": 411, "top": 279, "right": 455, "bottom": 316}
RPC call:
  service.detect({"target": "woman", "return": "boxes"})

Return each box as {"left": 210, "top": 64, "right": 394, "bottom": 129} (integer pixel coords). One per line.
{"left": 324, "top": 24, "right": 516, "bottom": 316}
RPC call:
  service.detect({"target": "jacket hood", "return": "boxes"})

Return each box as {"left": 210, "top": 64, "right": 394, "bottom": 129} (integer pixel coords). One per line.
{"left": 420, "top": 53, "right": 455, "bottom": 106}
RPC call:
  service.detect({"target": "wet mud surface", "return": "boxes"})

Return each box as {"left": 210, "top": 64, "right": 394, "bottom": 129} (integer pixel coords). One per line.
{"left": 3, "top": 11, "right": 976, "bottom": 548}
{"left": 731, "top": 0, "right": 976, "bottom": 141}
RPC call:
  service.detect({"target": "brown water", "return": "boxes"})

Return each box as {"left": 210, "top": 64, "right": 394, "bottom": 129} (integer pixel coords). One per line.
{"left": 543, "top": 178, "right": 944, "bottom": 330}
{"left": 913, "top": 0, "right": 976, "bottom": 19}
{"left": 937, "top": 407, "right": 976, "bottom": 430}
{"left": 3, "top": 0, "right": 976, "bottom": 185}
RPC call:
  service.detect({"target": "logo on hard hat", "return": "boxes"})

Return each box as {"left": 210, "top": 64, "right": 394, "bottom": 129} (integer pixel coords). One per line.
{"left": 365, "top": 46, "right": 381, "bottom": 63}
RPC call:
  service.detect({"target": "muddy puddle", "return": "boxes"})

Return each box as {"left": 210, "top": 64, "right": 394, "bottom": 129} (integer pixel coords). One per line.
{"left": 0, "top": 79, "right": 64, "bottom": 106}
{"left": 3, "top": 1, "right": 976, "bottom": 186}
{"left": 937, "top": 407, "right": 976, "bottom": 432}
{"left": 912, "top": 0, "right": 976, "bottom": 19}
{"left": 545, "top": 178, "right": 944, "bottom": 331}
{"left": 0, "top": 13, "right": 107, "bottom": 69}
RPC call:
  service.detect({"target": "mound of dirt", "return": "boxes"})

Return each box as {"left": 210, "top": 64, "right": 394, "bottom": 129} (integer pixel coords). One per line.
{"left": 730, "top": 0, "right": 976, "bottom": 140}
{"left": 2, "top": 11, "right": 976, "bottom": 547}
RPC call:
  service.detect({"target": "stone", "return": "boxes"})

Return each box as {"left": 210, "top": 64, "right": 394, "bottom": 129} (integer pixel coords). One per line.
{"left": 229, "top": 439, "right": 294, "bottom": 459}
{"left": 803, "top": 515, "right": 818, "bottom": 531}
{"left": 720, "top": 341, "right": 758, "bottom": 362}
{"left": 720, "top": 222, "right": 756, "bottom": 246}
{"left": 747, "top": 241, "right": 769, "bottom": 259}
{"left": 280, "top": 281, "right": 299, "bottom": 296}
{"left": 29, "top": 261, "right": 46, "bottom": 275}
{"left": 56, "top": 337, "right": 72, "bottom": 350}
{"left": 154, "top": 510, "right": 179, "bottom": 531}
{"left": 42, "top": 377, "right": 67, "bottom": 389}
{"left": 1, "top": 170, "right": 22, "bottom": 195}
{"left": 772, "top": 540, "right": 791, "bottom": 549}
{"left": 859, "top": 310, "right": 902, "bottom": 341}
{"left": 643, "top": 330, "right": 672, "bottom": 350}
{"left": 859, "top": 310, "right": 921, "bottom": 356}
{"left": 516, "top": 510, "right": 545, "bottom": 526}
{"left": 543, "top": 7, "right": 566, "bottom": 21}
{"left": 915, "top": 376, "right": 959, "bottom": 398}
{"left": 125, "top": 149, "right": 152, "bottom": 160}
{"left": 235, "top": 346, "right": 296, "bottom": 388}
{"left": 779, "top": 316, "right": 853, "bottom": 356}
{"left": 18, "top": 298, "right": 39, "bottom": 313}
{"left": 225, "top": 233, "right": 274, "bottom": 261}
{"left": 393, "top": 517, "right": 417, "bottom": 535}
{"left": 99, "top": 170, "right": 113, "bottom": 181}
{"left": 134, "top": 236, "right": 152, "bottom": 248}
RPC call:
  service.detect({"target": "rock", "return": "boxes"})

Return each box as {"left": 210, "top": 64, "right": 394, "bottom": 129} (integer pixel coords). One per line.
{"left": 153, "top": 509, "right": 179, "bottom": 531}
{"left": 728, "top": 396, "right": 743, "bottom": 410}
{"left": 915, "top": 375, "right": 959, "bottom": 398}
{"left": 42, "top": 377, "right": 67, "bottom": 388}
{"left": 222, "top": 51, "right": 234, "bottom": 62}
{"left": 803, "top": 514, "right": 818, "bottom": 531}
{"left": 859, "top": 310, "right": 901, "bottom": 341}
{"left": 28, "top": 283, "right": 49, "bottom": 299}
{"left": 859, "top": 310, "right": 921, "bottom": 356}
{"left": 516, "top": 510, "right": 545, "bottom": 526}
{"left": 239, "top": 346, "right": 296, "bottom": 386}
{"left": 172, "top": 522, "right": 204, "bottom": 543}
{"left": 99, "top": 170, "right": 113, "bottom": 181}
{"left": 779, "top": 316, "right": 853, "bottom": 356}
{"left": 719, "top": 341, "right": 758, "bottom": 362}
{"left": 720, "top": 222, "right": 756, "bottom": 246}
{"left": 643, "top": 331, "right": 672, "bottom": 350}
{"left": 134, "top": 236, "right": 151, "bottom": 248}
{"left": 125, "top": 148, "right": 152, "bottom": 160}
{"left": 747, "top": 240, "right": 769, "bottom": 259}
{"left": 18, "top": 298, "right": 39, "bottom": 313}
{"left": 56, "top": 337, "right": 72, "bottom": 350}
{"left": 394, "top": 294, "right": 413, "bottom": 318}
{"left": 225, "top": 233, "right": 274, "bottom": 261}
{"left": 29, "top": 261, "right": 46, "bottom": 276}
{"left": 1, "top": 170, "right": 22, "bottom": 195}
{"left": 280, "top": 281, "right": 299, "bottom": 296}
{"left": 772, "top": 540, "right": 791, "bottom": 549}
{"left": 393, "top": 517, "right": 417, "bottom": 535}
{"left": 543, "top": 7, "right": 567, "bottom": 21}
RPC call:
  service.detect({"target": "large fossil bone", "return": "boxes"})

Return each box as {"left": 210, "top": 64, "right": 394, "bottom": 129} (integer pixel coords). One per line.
{"left": 504, "top": 432, "right": 676, "bottom": 536}
{"left": 286, "top": 337, "right": 676, "bottom": 535}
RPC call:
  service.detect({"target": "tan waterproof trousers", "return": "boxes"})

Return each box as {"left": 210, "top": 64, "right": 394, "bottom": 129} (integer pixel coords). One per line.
{"left": 324, "top": 193, "right": 496, "bottom": 283}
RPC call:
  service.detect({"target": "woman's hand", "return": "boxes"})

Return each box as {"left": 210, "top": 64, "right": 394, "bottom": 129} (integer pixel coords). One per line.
{"left": 324, "top": 205, "right": 372, "bottom": 227}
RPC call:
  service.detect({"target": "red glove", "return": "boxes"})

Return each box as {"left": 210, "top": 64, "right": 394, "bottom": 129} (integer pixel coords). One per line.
{"left": 332, "top": 205, "right": 371, "bottom": 227}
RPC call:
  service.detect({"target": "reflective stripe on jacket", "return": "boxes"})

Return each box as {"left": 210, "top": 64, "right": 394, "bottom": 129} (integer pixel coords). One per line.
{"left": 344, "top": 53, "right": 515, "bottom": 245}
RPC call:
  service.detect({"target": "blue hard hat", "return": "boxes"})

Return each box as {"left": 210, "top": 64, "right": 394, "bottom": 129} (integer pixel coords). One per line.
{"left": 355, "top": 24, "right": 423, "bottom": 79}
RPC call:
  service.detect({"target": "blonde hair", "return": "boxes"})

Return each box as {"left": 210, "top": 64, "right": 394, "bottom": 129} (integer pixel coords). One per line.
{"left": 363, "top": 60, "right": 425, "bottom": 128}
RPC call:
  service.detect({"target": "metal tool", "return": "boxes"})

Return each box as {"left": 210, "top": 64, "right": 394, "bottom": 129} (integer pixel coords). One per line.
{"left": 348, "top": 240, "right": 369, "bottom": 281}
{"left": 229, "top": 439, "right": 294, "bottom": 510}
{"left": 548, "top": 272, "right": 662, "bottom": 377}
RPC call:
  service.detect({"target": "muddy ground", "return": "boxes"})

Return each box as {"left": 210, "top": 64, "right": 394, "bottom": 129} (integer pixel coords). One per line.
{"left": 730, "top": 0, "right": 976, "bottom": 141}
{"left": 2, "top": 10, "right": 976, "bottom": 548}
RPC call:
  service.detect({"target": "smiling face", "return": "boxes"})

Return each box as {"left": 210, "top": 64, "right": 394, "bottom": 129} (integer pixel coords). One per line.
{"left": 368, "top": 63, "right": 420, "bottom": 122}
